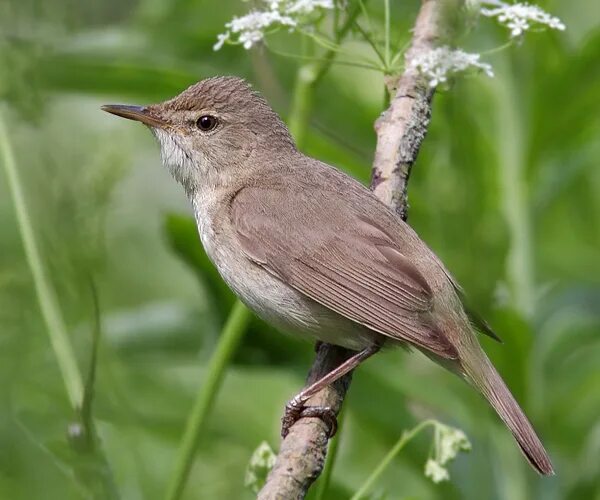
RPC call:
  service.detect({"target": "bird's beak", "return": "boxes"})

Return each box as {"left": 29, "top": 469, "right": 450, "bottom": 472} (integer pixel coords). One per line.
{"left": 101, "top": 104, "right": 167, "bottom": 128}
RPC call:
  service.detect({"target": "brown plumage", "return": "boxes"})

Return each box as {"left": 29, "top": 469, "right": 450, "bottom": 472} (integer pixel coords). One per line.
{"left": 102, "top": 76, "right": 554, "bottom": 475}
{"left": 231, "top": 173, "right": 458, "bottom": 359}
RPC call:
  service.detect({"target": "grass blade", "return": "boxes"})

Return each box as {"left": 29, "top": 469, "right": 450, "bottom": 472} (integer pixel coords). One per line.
{"left": 350, "top": 420, "right": 435, "bottom": 500}
{"left": 165, "top": 300, "right": 252, "bottom": 500}
{"left": 0, "top": 109, "right": 83, "bottom": 407}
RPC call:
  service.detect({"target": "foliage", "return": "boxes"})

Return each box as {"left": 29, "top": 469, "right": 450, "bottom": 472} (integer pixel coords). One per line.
{"left": 244, "top": 441, "right": 277, "bottom": 494}
{"left": 0, "top": 0, "right": 598, "bottom": 499}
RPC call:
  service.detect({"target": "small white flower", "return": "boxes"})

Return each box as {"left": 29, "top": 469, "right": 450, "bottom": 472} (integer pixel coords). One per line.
{"left": 425, "top": 459, "right": 450, "bottom": 483}
{"left": 465, "top": 0, "right": 482, "bottom": 11}
{"left": 214, "top": 0, "right": 333, "bottom": 50}
{"left": 228, "top": 11, "right": 297, "bottom": 34}
{"left": 213, "top": 33, "right": 229, "bottom": 51}
{"left": 287, "top": 0, "right": 334, "bottom": 15}
{"left": 423, "top": 422, "right": 471, "bottom": 484}
{"left": 239, "top": 30, "right": 263, "bottom": 49}
{"left": 216, "top": 10, "right": 297, "bottom": 49}
{"left": 481, "top": 2, "right": 566, "bottom": 38}
{"left": 410, "top": 46, "right": 494, "bottom": 88}
{"left": 505, "top": 16, "right": 530, "bottom": 36}
{"left": 437, "top": 426, "right": 472, "bottom": 465}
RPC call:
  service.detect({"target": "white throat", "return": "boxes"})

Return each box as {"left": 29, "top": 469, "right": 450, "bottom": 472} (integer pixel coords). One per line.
{"left": 152, "top": 128, "right": 199, "bottom": 192}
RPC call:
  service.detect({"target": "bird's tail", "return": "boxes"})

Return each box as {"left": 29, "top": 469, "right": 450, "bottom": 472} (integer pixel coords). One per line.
{"left": 461, "top": 350, "right": 554, "bottom": 475}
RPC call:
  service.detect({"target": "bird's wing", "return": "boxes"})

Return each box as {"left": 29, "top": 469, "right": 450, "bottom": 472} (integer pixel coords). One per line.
{"left": 231, "top": 184, "right": 458, "bottom": 359}
{"left": 440, "top": 268, "right": 502, "bottom": 343}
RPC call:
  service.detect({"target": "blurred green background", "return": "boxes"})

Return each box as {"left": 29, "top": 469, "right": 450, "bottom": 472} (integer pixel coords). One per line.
{"left": 1, "top": 0, "right": 599, "bottom": 499}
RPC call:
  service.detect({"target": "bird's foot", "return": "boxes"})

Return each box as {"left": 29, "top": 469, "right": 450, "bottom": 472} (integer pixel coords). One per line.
{"left": 281, "top": 396, "right": 337, "bottom": 439}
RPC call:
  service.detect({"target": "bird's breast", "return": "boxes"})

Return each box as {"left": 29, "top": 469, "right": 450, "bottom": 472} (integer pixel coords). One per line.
{"left": 189, "top": 190, "right": 376, "bottom": 351}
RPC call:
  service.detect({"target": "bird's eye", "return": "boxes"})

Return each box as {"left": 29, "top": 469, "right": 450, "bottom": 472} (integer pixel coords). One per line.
{"left": 196, "top": 115, "right": 218, "bottom": 132}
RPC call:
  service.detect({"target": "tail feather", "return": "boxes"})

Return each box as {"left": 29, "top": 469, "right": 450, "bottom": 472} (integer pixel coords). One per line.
{"left": 462, "top": 353, "right": 554, "bottom": 475}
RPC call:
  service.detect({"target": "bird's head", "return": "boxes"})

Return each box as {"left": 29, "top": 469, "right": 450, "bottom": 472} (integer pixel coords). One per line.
{"left": 102, "top": 76, "right": 295, "bottom": 193}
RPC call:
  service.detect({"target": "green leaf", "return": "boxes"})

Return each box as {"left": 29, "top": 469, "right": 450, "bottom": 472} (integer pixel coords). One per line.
{"left": 244, "top": 441, "right": 277, "bottom": 494}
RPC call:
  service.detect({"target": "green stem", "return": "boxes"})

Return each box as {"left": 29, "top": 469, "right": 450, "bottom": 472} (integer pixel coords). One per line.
{"left": 0, "top": 109, "right": 84, "bottom": 408}
{"left": 354, "top": 21, "right": 387, "bottom": 66}
{"left": 350, "top": 420, "right": 436, "bottom": 500}
{"left": 288, "top": 64, "right": 318, "bottom": 148}
{"left": 314, "top": 3, "right": 365, "bottom": 85}
{"left": 481, "top": 39, "right": 514, "bottom": 56}
{"left": 384, "top": 0, "right": 391, "bottom": 67}
{"left": 266, "top": 46, "right": 383, "bottom": 72}
{"left": 359, "top": 0, "right": 375, "bottom": 34}
{"left": 79, "top": 280, "right": 101, "bottom": 443}
{"left": 165, "top": 300, "right": 251, "bottom": 500}
{"left": 67, "top": 281, "right": 121, "bottom": 500}
{"left": 495, "top": 68, "right": 535, "bottom": 318}
{"left": 288, "top": 2, "right": 365, "bottom": 148}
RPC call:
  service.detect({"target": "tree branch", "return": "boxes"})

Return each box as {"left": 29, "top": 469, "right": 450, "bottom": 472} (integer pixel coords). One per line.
{"left": 258, "top": 343, "right": 354, "bottom": 500}
{"left": 259, "top": 1, "right": 462, "bottom": 498}
{"left": 372, "top": 0, "right": 460, "bottom": 220}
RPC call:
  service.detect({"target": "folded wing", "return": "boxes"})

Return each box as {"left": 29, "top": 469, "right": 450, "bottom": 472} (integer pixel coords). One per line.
{"left": 232, "top": 185, "right": 457, "bottom": 359}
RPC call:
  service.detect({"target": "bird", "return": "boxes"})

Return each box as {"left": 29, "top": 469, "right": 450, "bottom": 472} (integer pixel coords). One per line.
{"left": 102, "top": 76, "right": 554, "bottom": 475}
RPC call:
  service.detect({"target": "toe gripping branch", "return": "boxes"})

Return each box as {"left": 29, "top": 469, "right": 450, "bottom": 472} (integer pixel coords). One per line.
{"left": 280, "top": 343, "right": 381, "bottom": 438}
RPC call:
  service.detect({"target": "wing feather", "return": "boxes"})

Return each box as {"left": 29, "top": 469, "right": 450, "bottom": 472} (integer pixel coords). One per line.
{"left": 231, "top": 185, "right": 458, "bottom": 359}
{"left": 310, "top": 251, "right": 430, "bottom": 311}
{"left": 292, "top": 259, "right": 455, "bottom": 357}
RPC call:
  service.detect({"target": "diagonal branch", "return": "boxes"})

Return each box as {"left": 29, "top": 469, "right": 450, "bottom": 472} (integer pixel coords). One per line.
{"left": 258, "top": 1, "right": 462, "bottom": 498}
{"left": 371, "top": 0, "right": 461, "bottom": 220}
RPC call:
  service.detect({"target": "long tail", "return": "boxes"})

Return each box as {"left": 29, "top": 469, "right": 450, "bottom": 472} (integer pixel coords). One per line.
{"left": 461, "top": 351, "right": 554, "bottom": 475}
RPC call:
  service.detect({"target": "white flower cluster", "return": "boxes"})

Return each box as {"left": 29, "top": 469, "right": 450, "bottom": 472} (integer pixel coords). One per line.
{"left": 424, "top": 423, "right": 471, "bottom": 484}
{"left": 425, "top": 459, "right": 450, "bottom": 483}
{"left": 269, "top": 0, "right": 334, "bottom": 15}
{"left": 244, "top": 441, "right": 277, "bottom": 493}
{"left": 409, "top": 46, "right": 494, "bottom": 87}
{"left": 481, "top": 2, "right": 566, "bottom": 37}
{"left": 214, "top": 0, "right": 334, "bottom": 50}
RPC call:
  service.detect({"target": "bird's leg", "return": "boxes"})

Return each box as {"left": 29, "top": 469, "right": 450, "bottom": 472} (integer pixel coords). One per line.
{"left": 281, "top": 343, "right": 381, "bottom": 438}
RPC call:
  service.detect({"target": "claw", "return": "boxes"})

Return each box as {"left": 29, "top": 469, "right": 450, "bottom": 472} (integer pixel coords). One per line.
{"left": 300, "top": 406, "right": 338, "bottom": 437}
{"left": 279, "top": 344, "right": 381, "bottom": 439}
{"left": 281, "top": 397, "right": 301, "bottom": 438}
{"left": 281, "top": 399, "right": 338, "bottom": 438}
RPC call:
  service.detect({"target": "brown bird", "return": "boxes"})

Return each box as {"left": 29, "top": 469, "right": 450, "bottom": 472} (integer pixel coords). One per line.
{"left": 102, "top": 76, "right": 553, "bottom": 475}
